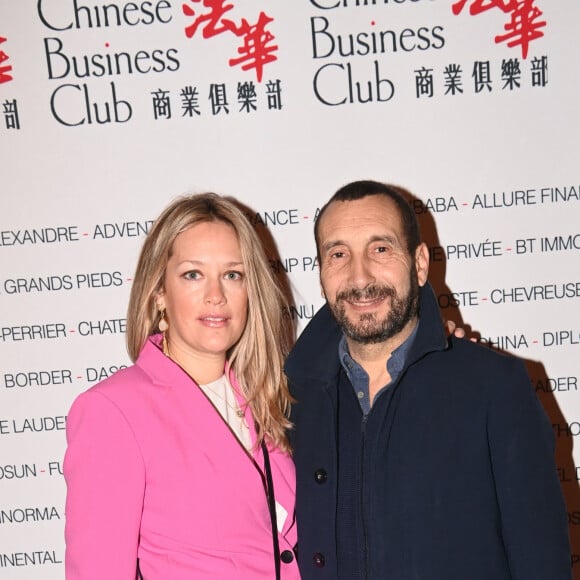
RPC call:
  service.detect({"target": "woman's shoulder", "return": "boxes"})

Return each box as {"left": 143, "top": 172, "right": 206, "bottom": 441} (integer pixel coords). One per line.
{"left": 70, "top": 363, "right": 152, "bottom": 412}
{"left": 91, "top": 362, "right": 148, "bottom": 391}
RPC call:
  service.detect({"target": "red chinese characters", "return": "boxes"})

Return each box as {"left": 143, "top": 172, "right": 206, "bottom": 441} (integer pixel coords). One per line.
{"left": 182, "top": 0, "right": 278, "bottom": 82}
{"left": 0, "top": 36, "right": 14, "bottom": 84}
{"left": 451, "top": 0, "right": 546, "bottom": 59}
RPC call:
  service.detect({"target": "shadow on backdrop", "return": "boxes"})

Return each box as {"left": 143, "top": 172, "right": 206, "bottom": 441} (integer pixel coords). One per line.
{"left": 396, "top": 184, "right": 578, "bottom": 576}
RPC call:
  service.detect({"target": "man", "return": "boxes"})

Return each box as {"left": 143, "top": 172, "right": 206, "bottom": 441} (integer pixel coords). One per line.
{"left": 285, "top": 180, "right": 571, "bottom": 579}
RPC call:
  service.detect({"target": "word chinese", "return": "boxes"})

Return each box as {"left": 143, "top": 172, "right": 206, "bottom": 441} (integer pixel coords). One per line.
{"left": 37, "top": 0, "right": 173, "bottom": 30}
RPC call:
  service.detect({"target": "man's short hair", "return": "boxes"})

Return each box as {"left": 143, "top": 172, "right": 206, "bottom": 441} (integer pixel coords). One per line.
{"left": 314, "top": 180, "right": 422, "bottom": 262}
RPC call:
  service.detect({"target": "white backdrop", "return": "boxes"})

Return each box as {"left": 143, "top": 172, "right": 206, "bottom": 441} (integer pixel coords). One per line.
{"left": 1, "top": 1, "right": 579, "bottom": 577}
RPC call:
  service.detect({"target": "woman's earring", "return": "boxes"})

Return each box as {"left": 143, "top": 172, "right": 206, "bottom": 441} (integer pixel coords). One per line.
{"left": 158, "top": 308, "right": 169, "bottom": 356}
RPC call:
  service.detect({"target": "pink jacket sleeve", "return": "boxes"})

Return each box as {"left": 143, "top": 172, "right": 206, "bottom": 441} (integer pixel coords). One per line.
{"left": 64, "top": 390, "right": 146, "bottom": 580}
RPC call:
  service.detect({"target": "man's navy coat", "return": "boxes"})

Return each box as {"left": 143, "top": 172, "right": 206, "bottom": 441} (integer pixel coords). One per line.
{"left": 285, "top": 283, "right": 571, "bottom": 579}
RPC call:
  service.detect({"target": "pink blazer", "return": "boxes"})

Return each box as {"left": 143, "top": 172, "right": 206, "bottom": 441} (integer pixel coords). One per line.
{"left": 64, "top": 335, "right": 300, "bottom": 579}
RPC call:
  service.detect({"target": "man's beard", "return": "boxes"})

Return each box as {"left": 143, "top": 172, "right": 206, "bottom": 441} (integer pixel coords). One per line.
{"left": 328, "top": 270, "right": 420, "bottom": 345}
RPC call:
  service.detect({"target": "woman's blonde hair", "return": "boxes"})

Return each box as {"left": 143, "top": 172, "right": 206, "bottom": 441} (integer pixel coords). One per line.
{"left": 126, "top": 192, "right": 293, "bottom": 452}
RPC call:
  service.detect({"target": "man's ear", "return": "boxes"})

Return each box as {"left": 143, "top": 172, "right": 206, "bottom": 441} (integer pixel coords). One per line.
{"left": 415, "top": 243, "right": 430, "bottom": 287}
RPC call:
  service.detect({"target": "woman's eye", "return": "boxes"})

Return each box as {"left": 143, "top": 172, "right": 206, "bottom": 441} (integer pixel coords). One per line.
{"left": 225, "top": 271, "right": 243, "bottom": 281}
{"left": 183, "top": 271, "right": 201, "bottom": 280}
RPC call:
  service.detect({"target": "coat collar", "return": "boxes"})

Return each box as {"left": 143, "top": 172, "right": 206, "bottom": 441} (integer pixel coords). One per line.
{"left": 284, "top": 282, "right": 448, "bottom": 385}
{"left": 136, "top": 334, "right": 267, "bottom": 462}
{"left": 135, "top": 334, "right": 192, "bottom": 387}
{"left": 136, "top": 334, "right": 240, "bottom": 390}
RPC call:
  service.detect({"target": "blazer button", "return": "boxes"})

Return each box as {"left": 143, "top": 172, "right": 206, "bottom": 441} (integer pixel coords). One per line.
{"left": 313, "top": 552, "right": 325, "bottom": 568}
{"left": 314, "top": 469, "right": 327, "bottom": 484}
{"left": 280, "top": 550, "right": 294, "bottom": 564}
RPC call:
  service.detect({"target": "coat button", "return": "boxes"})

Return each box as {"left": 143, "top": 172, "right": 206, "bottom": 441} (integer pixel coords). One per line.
{"left": 313, "top": 552, "right": 325, "bottom": 568}
{"left": 314, "top": 469, "right": 327, "bottom": 484}
{"left": 280, "top": 550, "right": 294, "bottom": 563}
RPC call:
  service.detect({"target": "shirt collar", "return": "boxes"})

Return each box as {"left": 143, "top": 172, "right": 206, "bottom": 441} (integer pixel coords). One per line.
{"left": 338, "top": 322, "right": 419, "bottom": 385}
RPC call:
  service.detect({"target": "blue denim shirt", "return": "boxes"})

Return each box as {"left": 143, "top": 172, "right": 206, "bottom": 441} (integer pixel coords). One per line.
{"left": 338, "top": 323, "right": 418, "bottom": 415}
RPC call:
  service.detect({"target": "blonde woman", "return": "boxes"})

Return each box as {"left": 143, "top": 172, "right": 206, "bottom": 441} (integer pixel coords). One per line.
{"left": 64, "top": 193, "right": 299, "bottom": 579}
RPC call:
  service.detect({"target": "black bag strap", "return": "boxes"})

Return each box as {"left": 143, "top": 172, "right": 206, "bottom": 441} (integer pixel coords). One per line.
{"left": 261, "top": 440, "right": 281, "bottom": 580}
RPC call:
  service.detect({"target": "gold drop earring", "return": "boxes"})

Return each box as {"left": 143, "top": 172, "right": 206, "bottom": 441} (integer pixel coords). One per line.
{"left": 158, "top": 308, "right": 169, "bottom": 356}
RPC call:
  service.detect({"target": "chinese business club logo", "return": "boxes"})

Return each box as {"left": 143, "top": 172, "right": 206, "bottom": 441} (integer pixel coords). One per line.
{"left": 182, "top": 0, "right": 278, "bottom": 82}
{"left": 452, "top": 0, "right": 546, "bottom": 59}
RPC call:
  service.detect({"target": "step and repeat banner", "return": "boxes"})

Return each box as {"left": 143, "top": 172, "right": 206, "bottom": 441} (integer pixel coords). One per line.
{"left": 1, "top": 1, "right": 579, "bottom": 577}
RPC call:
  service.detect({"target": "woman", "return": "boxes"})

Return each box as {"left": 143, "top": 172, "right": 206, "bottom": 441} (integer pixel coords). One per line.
{"left": 64, "top": 193, "right": 300, "bottom": 579}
